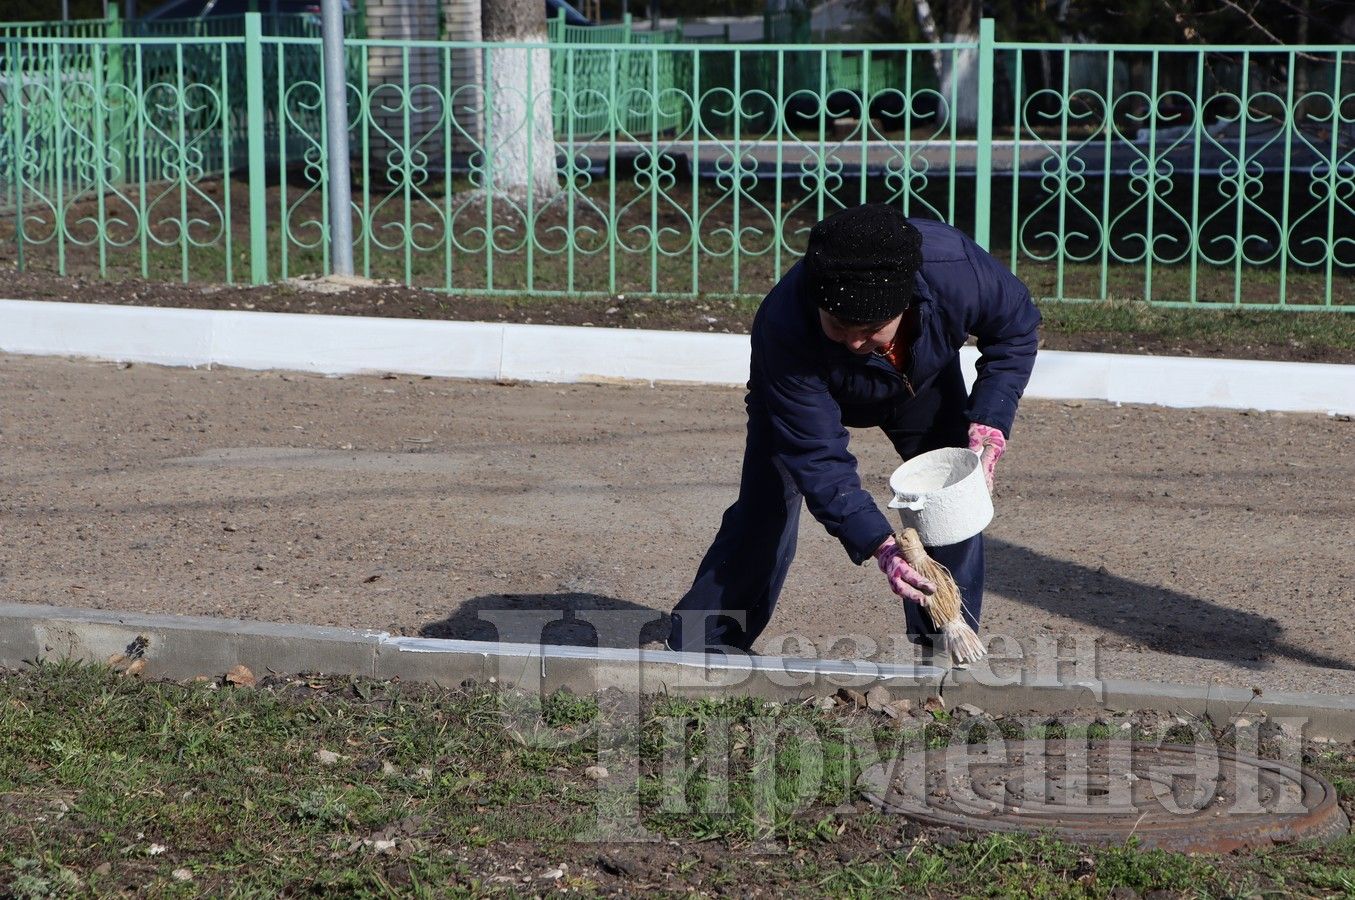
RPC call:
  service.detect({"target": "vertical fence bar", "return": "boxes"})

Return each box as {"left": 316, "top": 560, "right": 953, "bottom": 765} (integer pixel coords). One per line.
{"left": 1323, "top": 50, "right": 1341, "bottom": 308}
{"left": 1278, "top": 50, "right": 1294, "bottom": 307}
{"left": 318, "top": 51, "right": 330, "bottom": 276}
{"left": 1188, "top": 51, "right": 1204, "bottom": 305}
{"left": 443, "top": 44, "right": 453, "bottom": 292}
{"left": 107, "top": 10, "right": 127, "bottom": 240}
{"left": 244, "top": 12, "right": 268, "bottom": 284}
{"left": 93, "top": 43, "right": 108, "bottom": 276}
{"left": 975, "top": 19, "right": 997, "bottom": 248}
{"left": 7, "top": 40, "right": 24, "bottom": 271}
{"left": 732, "top": 46, "right": 742, "bottom": 293}
{"left": 1144, "top": 50, "right": 1159, "bottom": 304}
{"left": 484, "top": 46, "right": 494, "bottom": 290}
{"left": 1232, "top": 50, "right": 1249, "bottom": 306}
{"left": 360, "top": 43, "right": 370, "bottom": 279}
{"left": 136, "top": 42, "right": 148, "bottom": 277}
{"left": 277, "top": 42, "right": 288, "bottom": 280}
{"left": 605, "top": 46, "right": 615, "bottom": 295}
{"left": 858, "top": 49, "right": 869, "bottom": 207}
{"left": 523, "top": 42, "right": 533, "bottom": 292}
{"left": 772, "top": 48, "right": 783, "bottom": 284}
{"left": 400, "top": 45, "right": 411, "bottom": 284}
{"left": 565, "top": 44, "right": 575, "bottom": 293}
{"left": 688, "top": 47, "right": 700, "bottom": 294}
{"left": 1055, "top": 46, "right": 1069, "bottom": 299}
{"left": 221, "top": 44, "right": 233, "bottom": 284}
{"left": 1099, "top": 49, "right": 1114, "bottom": 300}
{"left": 1009, "top": 48, "right": 1021, "bottom": 272}
{"left": 649, "top": 44, "right": 659, "bottom": 294}
{"left": 947, "top": 45, "right": 958, "bottom": 225}
{"left": 815, "top": 47, "right": 825, "bottom": 222}
{"left": 903, "top": 44, "right": 913, "bottom": 216}
{"left": 175, "top": 45, "right": 190, "bottom": 281}
{"left": 52, "top": 40, "right": 65, "bottom": 275}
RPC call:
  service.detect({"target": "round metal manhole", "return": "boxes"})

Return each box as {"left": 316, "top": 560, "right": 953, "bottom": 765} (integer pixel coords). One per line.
{"left": 860, "top": 740, "right": 1349, "bottom": 853}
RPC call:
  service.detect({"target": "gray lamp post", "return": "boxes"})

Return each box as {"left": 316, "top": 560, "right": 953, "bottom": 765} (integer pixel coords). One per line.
{"left": 321, "top": 0, "right": 355, "bottom": 276}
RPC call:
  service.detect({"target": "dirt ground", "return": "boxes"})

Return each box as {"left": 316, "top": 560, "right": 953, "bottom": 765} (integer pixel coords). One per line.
{"left": 2, "top": 352, "right": 1352, "bottom": 695}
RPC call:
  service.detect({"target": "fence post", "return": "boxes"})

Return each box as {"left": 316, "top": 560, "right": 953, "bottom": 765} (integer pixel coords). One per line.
{"left": 320, "top": 0, "right": 353, "bottom": 276}
{"left": 974, "top": 17, "right": 995, "bottom": 250}
{"left": 244, "top": 11, "right": 269, "bottom": 284}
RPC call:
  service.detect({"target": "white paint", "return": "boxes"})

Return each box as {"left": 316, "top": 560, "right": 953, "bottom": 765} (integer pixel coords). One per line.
{"left": 887, "top": 448, "right": 993, "bottom": 547}
{"left": 1, "top": 299, "right": 1352, "bottom": 416}
{"left": 500, "top": 322, "right": 750, "bottom": 384}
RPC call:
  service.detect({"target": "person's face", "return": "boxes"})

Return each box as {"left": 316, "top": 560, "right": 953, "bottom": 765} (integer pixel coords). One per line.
{"left": 818, "top": 309, "right": 902, "bottom": 355}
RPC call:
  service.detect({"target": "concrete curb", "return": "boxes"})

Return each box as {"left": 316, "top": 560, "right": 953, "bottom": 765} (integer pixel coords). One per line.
{"left": 4, "top": 604, "right": 1354, "bottom": 738}
{"left": 2, "top": 299, "right": 1354, "bottom": 415}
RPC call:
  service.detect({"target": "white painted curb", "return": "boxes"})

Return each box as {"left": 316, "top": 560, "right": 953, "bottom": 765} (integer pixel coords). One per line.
{"left": 1, "top": 298, "right": 1352, "bottom": 415}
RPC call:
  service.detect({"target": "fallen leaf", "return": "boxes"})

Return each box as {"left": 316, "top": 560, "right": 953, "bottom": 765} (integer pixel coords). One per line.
{"left": 226, "top": 665, "right": 257, "bottom": 687}
{"left": 924, "top": 695, "right": 946, "bottom": 715}
{"left": 315, "top": 749, "right": 342, "bottom": 765}
{"left": 124, "top": 659, "right": 147, "bottom": 677}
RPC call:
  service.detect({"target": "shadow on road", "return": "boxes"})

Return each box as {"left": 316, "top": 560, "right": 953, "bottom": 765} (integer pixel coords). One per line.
{"left": 986, "top": 537, "right": 1354, "bottom": 673}
{"left": 421, "top": 592, "right": 669, "bottom": 649}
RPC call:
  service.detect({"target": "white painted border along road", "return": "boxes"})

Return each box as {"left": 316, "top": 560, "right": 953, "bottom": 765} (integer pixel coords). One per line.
{"left": 1, "top": 298, "right": 1352, "bottom": 415}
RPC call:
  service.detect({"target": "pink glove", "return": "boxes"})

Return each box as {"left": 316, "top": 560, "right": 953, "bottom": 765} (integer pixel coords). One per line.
{"left": 874, "top": 535, "right": 935, "bottom": 605}
{"left": 968, "top": 422, "right": 1006, "bottom": 492}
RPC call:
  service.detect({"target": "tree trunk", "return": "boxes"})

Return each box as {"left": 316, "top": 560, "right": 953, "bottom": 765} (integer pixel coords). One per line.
{"left": 482, "top": 0, "right": 559, "bottom": 201}
{"left": 911, "top": 0, "right": 944, "bottom": 83}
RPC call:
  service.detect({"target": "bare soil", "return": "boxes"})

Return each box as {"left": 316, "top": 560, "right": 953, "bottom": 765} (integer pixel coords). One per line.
{"left": 2, "top": 352, "right": 1352, "bottom": 694}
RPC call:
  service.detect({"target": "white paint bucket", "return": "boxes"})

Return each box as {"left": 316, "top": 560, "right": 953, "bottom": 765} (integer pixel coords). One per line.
{"left": 887, "top": 447, "right": 993, "bottom": 547}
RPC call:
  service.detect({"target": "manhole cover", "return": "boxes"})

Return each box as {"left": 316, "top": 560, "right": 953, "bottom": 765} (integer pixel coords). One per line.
{"left": 860, "top": 740, "right": 1348, "bottom": 853}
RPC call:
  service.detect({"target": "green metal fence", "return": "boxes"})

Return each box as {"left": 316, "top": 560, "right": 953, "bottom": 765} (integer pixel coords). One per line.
{"left": 2, "top": 16, "right": 1353, "bottom": 309}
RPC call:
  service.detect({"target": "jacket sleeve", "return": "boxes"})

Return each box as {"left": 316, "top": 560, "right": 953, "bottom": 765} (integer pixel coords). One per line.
{"left": 751, "top": 335, "right": 894, "bottom": 565}
{"left": 963, "top": 244, "right": 1042, "bottom": 438}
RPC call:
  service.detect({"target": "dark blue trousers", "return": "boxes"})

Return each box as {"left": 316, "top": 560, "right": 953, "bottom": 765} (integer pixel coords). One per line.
{"left": 668, "top": 356, "right": 984, "bottom": 653}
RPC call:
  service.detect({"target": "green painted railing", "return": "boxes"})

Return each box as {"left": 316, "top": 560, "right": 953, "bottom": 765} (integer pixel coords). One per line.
{"left": 2, "top": 16, "right": 1353, "bottom": 310}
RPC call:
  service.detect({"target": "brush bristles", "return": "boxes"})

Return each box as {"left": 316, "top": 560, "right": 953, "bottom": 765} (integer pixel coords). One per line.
{"left": 942, "top": 620, "right": 986, "bottom": 664}
{"left": 895, "top": 528, "right": 987, "bottom": 664}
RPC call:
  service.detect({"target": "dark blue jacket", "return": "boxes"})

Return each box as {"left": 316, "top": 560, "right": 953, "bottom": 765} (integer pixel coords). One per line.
{"left": 749, "top": 218, "right": 1041, "bottom": 565}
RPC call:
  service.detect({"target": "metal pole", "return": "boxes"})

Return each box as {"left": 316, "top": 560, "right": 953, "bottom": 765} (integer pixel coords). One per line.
{"left": 320, "top": 0, "right": 354, "bottom": 276}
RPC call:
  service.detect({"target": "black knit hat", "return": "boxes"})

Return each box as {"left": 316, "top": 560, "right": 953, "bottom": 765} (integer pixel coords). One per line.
{"left": 804, "top": 203, "right": 923, "bottom": 324}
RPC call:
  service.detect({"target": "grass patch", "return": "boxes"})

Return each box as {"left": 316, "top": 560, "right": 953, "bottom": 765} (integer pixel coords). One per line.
{"left": 3, "top": 663, "right": 1355, "bottom": 896}
{"left": 1035, "top": 298, "right": 1355, "bottom": 355}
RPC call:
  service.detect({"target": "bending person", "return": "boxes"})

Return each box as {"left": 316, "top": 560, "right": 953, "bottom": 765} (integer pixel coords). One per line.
{"left": 667, "top": 203, "right": 1041, "bottom": 654}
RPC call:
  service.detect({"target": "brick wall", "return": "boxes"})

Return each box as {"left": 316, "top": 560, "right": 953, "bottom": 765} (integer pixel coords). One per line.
{"left": 363, "top": 0, "right": 444, "bottom": 184}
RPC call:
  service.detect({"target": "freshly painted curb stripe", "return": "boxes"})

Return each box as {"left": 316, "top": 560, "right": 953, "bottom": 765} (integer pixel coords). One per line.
{"left": 1, "top": 299, "right": 1353, "bottom": 414}
{"left": 3, "top": 604, "right": 1353, "bottom": 739}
